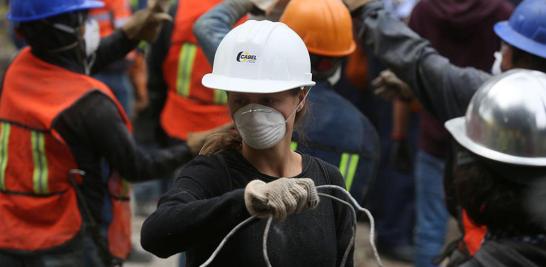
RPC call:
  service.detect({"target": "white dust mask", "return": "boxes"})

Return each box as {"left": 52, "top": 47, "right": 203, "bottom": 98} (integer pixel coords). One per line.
{"left": 84, "top": 19, "right": 100, "bottom": 57}
{"left": 491, "top": 51, "right": 503, "bottom": 75}
{"left": 234, "top": 104, "right": 289, "bottom": 150}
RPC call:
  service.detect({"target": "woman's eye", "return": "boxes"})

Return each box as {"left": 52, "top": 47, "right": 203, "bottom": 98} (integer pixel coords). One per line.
{"left": 232, "top": 98, "right": 246, "bottom": 106}
{"left": 261, "top": 98, "right": 276, "bottom": 106}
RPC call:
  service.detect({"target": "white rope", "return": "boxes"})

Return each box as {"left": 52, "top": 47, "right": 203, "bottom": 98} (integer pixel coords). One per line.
{"left": 316, "top": 185, "right": 384, "bottom": 267}
{"left": 199, "top": 216, "right": 256, "bottom": 267}
{"left": 199, "top": 185, "right": 383, "bottom": 267}
{"left": 262, "top": 217, "right": 273, "bottom": 267}
{"left": 317, "top": 192, "right": 358, "bottom": 267}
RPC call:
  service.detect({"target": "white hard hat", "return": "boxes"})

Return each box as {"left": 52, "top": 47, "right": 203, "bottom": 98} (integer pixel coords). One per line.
{"left": 202, "top": 20, "right": 316, "bottom": 94}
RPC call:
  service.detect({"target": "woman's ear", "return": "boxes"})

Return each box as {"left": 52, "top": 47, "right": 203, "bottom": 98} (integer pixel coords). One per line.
{"left": 297, "top": 87, "right": 308, "bottom": 111}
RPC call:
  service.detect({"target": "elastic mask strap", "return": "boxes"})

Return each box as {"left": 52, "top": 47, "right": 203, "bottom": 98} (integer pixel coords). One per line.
{"left": 84, "top": 53, "right": 97, "bottom": 75}
{"left": 455, "top": 149, "right": 476, "bottom": 167}
{"left": 285, "top": 87, "right": 312, "bottom": 123}
{"left": 46, "top": 13, "right": 84, "bottom": 54}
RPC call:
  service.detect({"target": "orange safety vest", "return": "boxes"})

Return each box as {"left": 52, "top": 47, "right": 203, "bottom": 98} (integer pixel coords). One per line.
{"left": 0, "top": 48, "right": 132, "bottom": 259}
{"left": 160, "top": 0, "right": 239, "bottom": 141}
{"left": 89, "top": 0, "right": 132, "bottom": 37}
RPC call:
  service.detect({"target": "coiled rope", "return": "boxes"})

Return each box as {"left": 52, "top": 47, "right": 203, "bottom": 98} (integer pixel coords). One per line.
{"left": 199, "top": 185, "right": 384, "bottom": 267}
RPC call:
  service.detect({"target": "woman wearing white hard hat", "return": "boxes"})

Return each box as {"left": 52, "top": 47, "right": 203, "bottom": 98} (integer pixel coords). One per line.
{"left": 141, "top": 20, "right": 354, "bottom": 266}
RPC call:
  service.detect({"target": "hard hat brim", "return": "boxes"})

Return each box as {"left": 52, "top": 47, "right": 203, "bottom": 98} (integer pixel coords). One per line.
{"left": 202, "top": 73, "right": 316, "bottom": 94}
{"left": 445, "top": 117, "right": 546, "bottom": 166}
{"left": 494, "top": 21, "right": 546, "bottom": 59}
{"left": 8, "top": 0, "right": 104, "bottom": 23}
{"left": 308, "top": 42, "right": 356, "bottom": 57}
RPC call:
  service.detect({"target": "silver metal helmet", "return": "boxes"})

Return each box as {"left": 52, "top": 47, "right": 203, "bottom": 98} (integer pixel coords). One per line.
{"left": 445, "top": 69, "right": 546, "bottom": 166}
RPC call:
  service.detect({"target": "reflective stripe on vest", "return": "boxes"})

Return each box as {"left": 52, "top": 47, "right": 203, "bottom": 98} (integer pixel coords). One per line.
{"left": 339, "top": 153, "right": 359, "bottom": 191}
{"left": 0, "top": 122, "right": 10, "bottom": 191}
{"left": 290, "top": 141, "right": 298, "bottom": 152}
{"left": 31, "top": 131, "right": 49, "bottom": 195}
{"left": 289, "top": 141, "right": 359, "bottom": 190}
{"left": 176, "top": 43, "right": 227, "bottom": 104}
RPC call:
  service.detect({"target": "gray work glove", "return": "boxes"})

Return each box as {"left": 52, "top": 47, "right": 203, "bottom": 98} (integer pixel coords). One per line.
{"left": 122, "top": 0, "right": 172, "bottom": 42}
{"left": 244, "top": 178, "right": 319, "bottom": 221}
{"left": 343, "top": 0, "right": 373, "bottom": 11}
{"left": 372, "top": 70, "right": 414, "bottom": 101}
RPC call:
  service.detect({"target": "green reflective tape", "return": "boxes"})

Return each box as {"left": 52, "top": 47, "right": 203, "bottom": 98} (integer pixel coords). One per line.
{"left": 0, "top": 123, "right": 10, "bottom": 191}
{"left": 31, "top": 131, "right": 48, "bottom": 194}
{"left": 214, "top": 90, "right": 228, "bottom": 104}
{"left": 290, "top": 141, "right": 298, "bottom": 152}
{"left": 121, "top": 179, "right": 130, "bottom": 198}
{"left": 339, "top": 153, "right": 349, "bottom": 179}
{"left": 345, "top": 154, "right": 360, "bottom": 191}
{"left": 176, "top": 43, "right": 197, "bottom": 97}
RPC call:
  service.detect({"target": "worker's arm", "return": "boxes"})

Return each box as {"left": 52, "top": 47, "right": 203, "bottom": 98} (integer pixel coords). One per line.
{"left": 55, "top": 92, "right": 192, "bottom": 181}
{"left": 141, "top": 156, "right": 249, "bottom": 258}
{"left": 144, "top": 4, "right": 176, "bottom": 118}
{"left": 92, "top": 30, "right": 140, "bottom": 73}
{"left": 93, "top": 0, "right": 173, "bottom": 73}
{"left": 193, "top": 0, "right": 253, "bottom": 64}
{"left": 357, "top": 1, "right": 491, "bottom": 122}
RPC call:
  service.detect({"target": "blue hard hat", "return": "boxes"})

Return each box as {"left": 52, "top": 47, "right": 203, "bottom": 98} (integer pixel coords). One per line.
{"left": 494, "top": 0, "right": 546, "bottom": 59}
{"left": 8, "top": 0, "right": 104, "bottom": 23}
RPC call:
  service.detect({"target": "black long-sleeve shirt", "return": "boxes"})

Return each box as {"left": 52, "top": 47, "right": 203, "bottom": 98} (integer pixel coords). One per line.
{"left": 141, "top": 149, "right": 354, "bottom": 267}
{"left": 27, "top": 30, "right": 192, "bottom": 223}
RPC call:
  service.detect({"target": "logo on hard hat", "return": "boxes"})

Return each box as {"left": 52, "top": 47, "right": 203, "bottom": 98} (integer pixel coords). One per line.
{"left": 236, "top": 51, "right": 257, "bottom": 63}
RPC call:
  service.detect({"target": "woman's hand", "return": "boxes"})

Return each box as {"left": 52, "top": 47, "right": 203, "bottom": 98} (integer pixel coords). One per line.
{"left": 244, "top": 178, "right": 319, "bottom": 221}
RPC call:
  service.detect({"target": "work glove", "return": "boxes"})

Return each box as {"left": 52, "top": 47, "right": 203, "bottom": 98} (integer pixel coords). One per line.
{"left": 244, "top": 178, "right": 319, "bottom": 221}
{"left": 372, "top": 70, "right": 414, "bottom": 102}
{"left": 249, "top": 0, "right": 278, "bottom": 12}
{"left": 343, "top": 0, "right": 373, "bottom": 11}
{"left": 245, "top": 0, "right": 290, "bottom": 21}
{"left": 122, "top": 0, "right": 172, "bottom": 42}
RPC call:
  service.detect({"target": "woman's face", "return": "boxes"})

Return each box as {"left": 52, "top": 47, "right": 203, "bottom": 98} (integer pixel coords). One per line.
{"left": 228, "top": 89, "right": 305, "bottom": 139}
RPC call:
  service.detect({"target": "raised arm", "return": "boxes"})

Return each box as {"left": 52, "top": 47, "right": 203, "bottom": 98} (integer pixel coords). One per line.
{"left": 193, "top": 0, "right": 253, "bottom": 64}
{"left": 357, "top": 1, "right": 491, "bottom": 121}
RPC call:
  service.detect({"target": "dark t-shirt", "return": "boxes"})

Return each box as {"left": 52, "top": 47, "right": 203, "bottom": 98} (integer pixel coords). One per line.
{"left": 141, "top": 149, "right": 354, "bottom": 267}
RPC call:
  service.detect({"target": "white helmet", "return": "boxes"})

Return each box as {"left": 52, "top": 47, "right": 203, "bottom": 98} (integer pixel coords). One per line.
{"left": 202, "top": 20, "right": 316, "bottom": 93}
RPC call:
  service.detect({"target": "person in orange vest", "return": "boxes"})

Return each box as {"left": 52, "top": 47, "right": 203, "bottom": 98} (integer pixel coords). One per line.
{"left": 0, "top": 0, "right": 197, "bottom": 266}
{"left": 148, "top": 0, "right": 243, "bottom": 151}
{"left": 90, "top": 0, "right": 132, "bottom": 37}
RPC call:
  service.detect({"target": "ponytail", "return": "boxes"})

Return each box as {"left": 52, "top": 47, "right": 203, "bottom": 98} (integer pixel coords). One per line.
{"left": 199, "top": 128, "right": 242, "bottom": 155}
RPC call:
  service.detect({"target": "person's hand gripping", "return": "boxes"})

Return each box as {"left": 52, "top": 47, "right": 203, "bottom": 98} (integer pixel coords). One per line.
{"left": 122, "top": 0, "right": 172, "bottom": 42}
{"left": 244, "top": 178, "right": 320, "bottom": 221}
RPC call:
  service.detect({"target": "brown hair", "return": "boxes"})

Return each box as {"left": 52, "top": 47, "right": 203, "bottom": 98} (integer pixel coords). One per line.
{"left": 200, "top": 88, "right": 309, "bottom": 155}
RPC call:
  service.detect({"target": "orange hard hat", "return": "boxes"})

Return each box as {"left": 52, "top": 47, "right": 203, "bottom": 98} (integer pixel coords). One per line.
{"left": 280, "top": 0, "right": 356, "bottom": 57}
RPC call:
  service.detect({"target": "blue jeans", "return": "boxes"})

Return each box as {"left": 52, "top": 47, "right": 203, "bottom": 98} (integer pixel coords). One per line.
{"left": 414, "top": 150, "right": 448, "bottom": 267}
{"left": 0, "top": 234, "right": 91, "bottom": 267}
